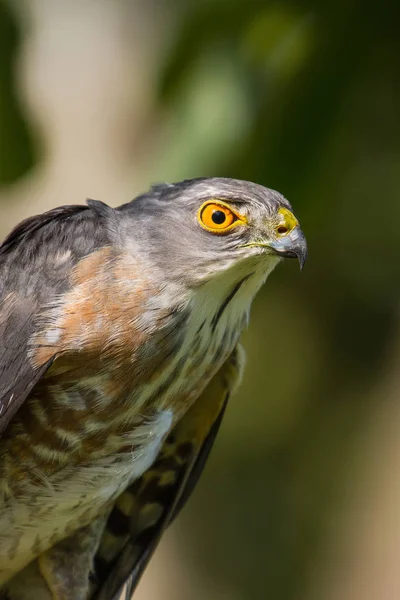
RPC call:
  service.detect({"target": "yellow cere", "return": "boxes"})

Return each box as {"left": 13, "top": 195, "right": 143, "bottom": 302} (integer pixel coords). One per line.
{"left": 276, "top": 207, "right": 298, "bottom": 236}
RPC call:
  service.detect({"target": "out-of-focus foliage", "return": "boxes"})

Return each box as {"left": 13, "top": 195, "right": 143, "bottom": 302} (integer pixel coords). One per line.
{"left": 0, "top": 1, "right": 35, "bottom": 184}
{"left": 0, "top": 0, "right": 399, "bottom": 599}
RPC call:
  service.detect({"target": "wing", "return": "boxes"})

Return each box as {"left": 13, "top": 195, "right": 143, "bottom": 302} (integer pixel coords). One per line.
{"left": 0, "top": 201, "right": 114, "bottom": 434}
{"left": 92, "top": 344, "right": 245, "bottom": 600}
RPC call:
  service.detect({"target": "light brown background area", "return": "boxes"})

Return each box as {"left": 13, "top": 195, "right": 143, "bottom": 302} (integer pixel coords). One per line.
{"left": 1, "top": 1, "right": 399, "bottom": 599}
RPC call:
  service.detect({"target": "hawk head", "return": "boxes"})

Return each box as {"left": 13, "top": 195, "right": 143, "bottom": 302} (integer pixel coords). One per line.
{"left": 113, "top": 177, "right": 307, "bottom": 288}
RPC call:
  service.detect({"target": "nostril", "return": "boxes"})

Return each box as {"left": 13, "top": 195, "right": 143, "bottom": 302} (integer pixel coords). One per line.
{"left": 277, "top": 226, "right": 288, "bottom": 234}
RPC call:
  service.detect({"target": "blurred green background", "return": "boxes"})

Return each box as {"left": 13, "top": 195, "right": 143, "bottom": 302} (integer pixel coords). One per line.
{"left": 1, "top": 1, "right": 399, "bottom": 599}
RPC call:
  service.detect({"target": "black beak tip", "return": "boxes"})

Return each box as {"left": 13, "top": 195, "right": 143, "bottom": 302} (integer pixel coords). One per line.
{"left": 274, "top": 247, "right": 307, "bottom": 270}
{"left": 298, "top": 248, "right": 307, "bottom": 271}
{"left": 294, "top": 237, "right": 308, "bottom": 271}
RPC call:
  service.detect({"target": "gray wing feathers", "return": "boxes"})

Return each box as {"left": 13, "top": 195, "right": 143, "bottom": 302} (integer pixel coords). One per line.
{"left": 0, "top": 202, "right": 114, "bottom": 435}
{"left": 0, "top": 294, "right": 48, "bottom": 434}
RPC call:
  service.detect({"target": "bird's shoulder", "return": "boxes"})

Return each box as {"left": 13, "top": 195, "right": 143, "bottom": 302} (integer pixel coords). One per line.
{"left": 0, "top": 202, "right": 157, "bottom": 435}
{"left": 0, "top": 202, "right": 113, "bottom": 301}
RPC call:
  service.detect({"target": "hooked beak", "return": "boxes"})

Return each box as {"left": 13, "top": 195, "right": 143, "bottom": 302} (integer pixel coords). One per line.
{"left": 269, "top": 226, "right": 308, "bottom": 270}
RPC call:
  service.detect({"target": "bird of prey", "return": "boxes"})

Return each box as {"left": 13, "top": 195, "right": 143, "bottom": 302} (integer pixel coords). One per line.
{"left": 0, "top": 177, "right": 306, "bottom": 600}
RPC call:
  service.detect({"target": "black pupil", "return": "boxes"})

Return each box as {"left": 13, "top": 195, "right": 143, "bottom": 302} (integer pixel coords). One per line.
{"left": 211, "top": 210, "right": 226, "bottom": 225}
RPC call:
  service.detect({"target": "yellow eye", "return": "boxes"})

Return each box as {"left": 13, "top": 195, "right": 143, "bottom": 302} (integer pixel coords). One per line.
{"left": 198, "top": 201, "right": 246, "bottom": 233}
